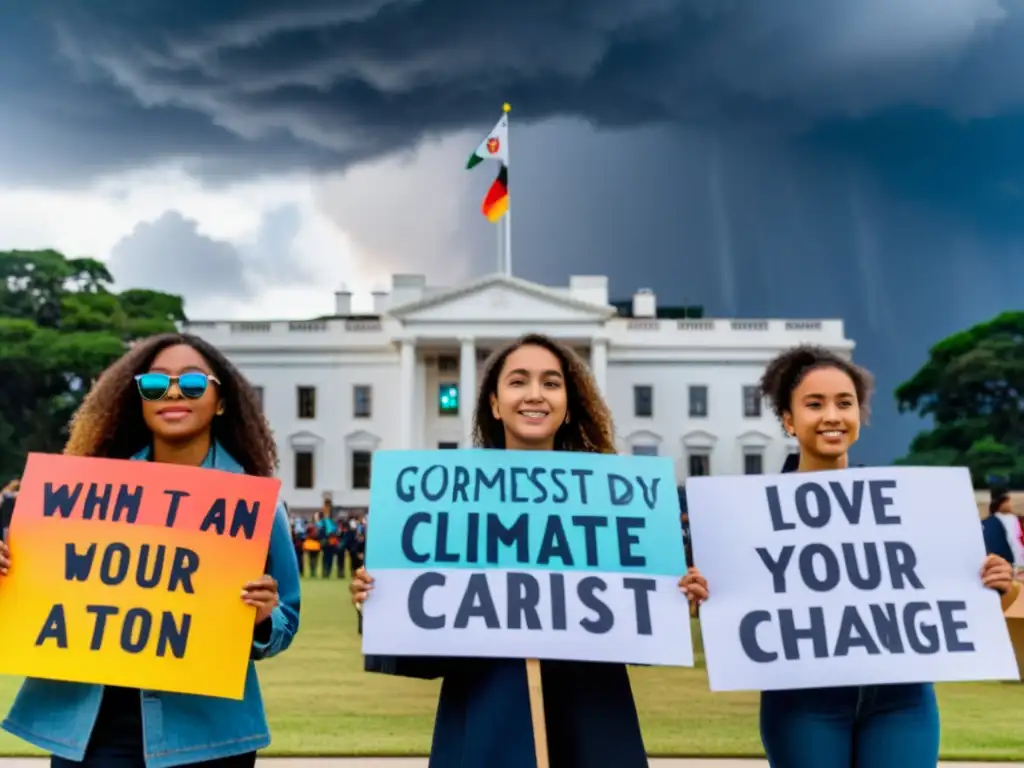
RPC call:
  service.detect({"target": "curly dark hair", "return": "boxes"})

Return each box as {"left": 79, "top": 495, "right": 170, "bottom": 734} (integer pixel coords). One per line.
{"left": 759, "top": 344, "right": 875, "bottom": 429}
{"left": 65, "top": 333, "right": 278, "bottom": 477}
{"left": 472, "top": 333, "right": 616, "bottom": 454}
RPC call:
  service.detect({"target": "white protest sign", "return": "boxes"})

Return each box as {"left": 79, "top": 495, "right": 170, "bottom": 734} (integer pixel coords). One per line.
{"left": 362, "top": 449, "right": 692, "bottom": 666}
{"left": 686, "top": 466, "right": 1019, "bottom": 692}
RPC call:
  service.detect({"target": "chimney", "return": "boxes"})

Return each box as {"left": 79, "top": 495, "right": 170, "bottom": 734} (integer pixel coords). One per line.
{"left": 632, "top": 288, "right": 656, "bottom": 318}
{"left": 334, "top": 287, "right": 352, "bottom": 316}
{"left": 372, "top": 290, "right": 390, "bottom": 314}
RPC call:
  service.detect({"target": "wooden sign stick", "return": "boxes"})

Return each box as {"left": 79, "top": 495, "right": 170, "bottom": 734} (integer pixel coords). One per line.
{"left": 525, "top": 658, "right": 550, "bottom": 768}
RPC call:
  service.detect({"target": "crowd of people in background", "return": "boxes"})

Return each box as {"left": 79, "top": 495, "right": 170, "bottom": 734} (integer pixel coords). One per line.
{"left": 291, "top": 499, "right": 366, "bottom": 578}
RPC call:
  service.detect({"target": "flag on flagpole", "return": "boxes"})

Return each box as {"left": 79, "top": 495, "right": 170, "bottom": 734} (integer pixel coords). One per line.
{"left": 482, "top": 165, "right": 508, "bottom": 222}
{"left": 467, "top": 105, "right": 510, "bottom": 223}
{"left": 466, "top": 112, "right": 508, "bottom": 169}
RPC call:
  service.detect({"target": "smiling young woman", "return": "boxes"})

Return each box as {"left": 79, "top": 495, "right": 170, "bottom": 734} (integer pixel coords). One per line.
{"left": 679, "top": 344, "right": 1014, "bottom": 768}
{"left": 351, "top": 333, "right": 687, "bottom": 768}
{"left": 0, "top": 333, "right": 301, "bottom": 768}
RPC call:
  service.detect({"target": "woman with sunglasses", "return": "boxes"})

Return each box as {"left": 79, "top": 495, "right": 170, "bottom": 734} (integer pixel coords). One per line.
{"left": 0, "top": 333, "right": 301, "bottom": 768}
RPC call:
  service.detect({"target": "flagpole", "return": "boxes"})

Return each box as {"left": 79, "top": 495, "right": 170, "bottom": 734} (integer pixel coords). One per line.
{"left": 502, "top": 103, "right": 512, "bottom": 277}
{"left": 497, "top": 214, "right": 503, "bottom": 274}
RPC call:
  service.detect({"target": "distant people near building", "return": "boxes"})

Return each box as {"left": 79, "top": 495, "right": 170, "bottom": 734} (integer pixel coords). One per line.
{"left": 982, "top": 489, "right": 1024, "bottom": 569}
{"left": 350, "top": 512, "right": 367, "bottom": 575}
{"left": 319, "top": 500, "right": 340, "bottom": 577}
{"left": 303, "top": 512, "right": 323, "bottom": 576}
{"left": 291, "top": 513, "right": 307, "bottom": 576}
{"left": 0, "top": 478, "right": 17, "bottom": 543}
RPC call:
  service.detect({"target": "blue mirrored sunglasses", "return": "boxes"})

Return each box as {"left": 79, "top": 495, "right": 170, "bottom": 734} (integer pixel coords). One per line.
{"left": 134, "top": 372, "right": 220, "bottom": 401}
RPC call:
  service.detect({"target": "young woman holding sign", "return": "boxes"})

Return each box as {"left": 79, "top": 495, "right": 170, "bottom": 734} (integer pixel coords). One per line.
{"left": 680, "top": 344, "right": 1017, "bottom": 768}
{"left": 350, "top": 333, "right": 686, "bottom": 768}
{"left": 0, "top": 333, "right": 301, "bottom": 768}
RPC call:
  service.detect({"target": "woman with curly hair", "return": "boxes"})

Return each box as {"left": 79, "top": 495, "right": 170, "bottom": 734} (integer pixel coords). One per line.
{"left": 679, "top": 344, "right": 1017, "bottom": 768}
{"left": 349, "top": 333, "right": 681, "bottom": 768}
{"left": 0, "top": 333, "right": 301, "bottom": 768}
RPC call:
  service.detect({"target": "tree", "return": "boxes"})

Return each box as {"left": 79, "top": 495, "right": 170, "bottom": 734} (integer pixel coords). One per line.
{"left": 895, "top": 311, "right": 1024, "bottom": 488}
{"left": 0, "top": 250, "right": 186, "bottom": 479}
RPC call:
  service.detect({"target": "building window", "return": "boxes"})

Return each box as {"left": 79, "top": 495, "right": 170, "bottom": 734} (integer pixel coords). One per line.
{"left": 252, "top": 386, "right": 264, "bottom": 411}
{"left": 438, "top": 441, "right": 459, "bottom": 450}
{"left": 633, "top": 385, "right": 653, "bottom": 417}
{"left": 689, "top": 385, "right": 708, "bottom": 418}
{"left": 352, "top": 450, "right": 372, "bottom": 489}
{"left": 632, "top": 445, "right": 658, "bottom": 457}
{"left": 294, "top": 449, "right": 314, "bottom": 489}
{"left": 688, "top": 453, "right": 710, "bottom": 477}
{"left": 297, "top": 386, "right": 316, "bottom": 419}
{"left": 743, "top": 385, "right": 762, "bottom": 418}
{"left": 354, "top": 385, "right": 372, "bottom": 418}
{"left": 744, "top": 453, "right": 764, "bottom": 475}
{"left": 439, "top": 382, "right": 460, "bottom": 415}
{"left": 438, "top": 355, "right": 458, "bottom": 374}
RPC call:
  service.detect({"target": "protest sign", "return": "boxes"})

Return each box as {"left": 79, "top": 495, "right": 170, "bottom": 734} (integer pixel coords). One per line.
{"left": 362, "top": 449, "right": 692, "bottom": 666}
{"left": 0, "top": 453, "right": 281, "bottom": 699}
{"left": 686, "top": 466, "right": 1019, "bottom": 692}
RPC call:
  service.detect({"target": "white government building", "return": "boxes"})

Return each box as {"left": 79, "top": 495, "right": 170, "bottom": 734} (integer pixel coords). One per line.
{"left": 183, "top": 273, "right": 854, "bottom": 515}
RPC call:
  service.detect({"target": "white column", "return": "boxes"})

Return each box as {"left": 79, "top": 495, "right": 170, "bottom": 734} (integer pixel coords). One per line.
{"left": 459, "top": 337, "right": 477, "bottom": 448}
{"left": 399, "top": 338, "right": 417, "bottom": 449}
{"left": 590, "top": 337, "right": 608, "bottom": 395}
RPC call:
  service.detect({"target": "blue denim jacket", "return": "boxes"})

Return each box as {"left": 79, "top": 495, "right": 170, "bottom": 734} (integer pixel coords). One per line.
{"left": 2, "top": 443, "right": 302, "bottom": 767}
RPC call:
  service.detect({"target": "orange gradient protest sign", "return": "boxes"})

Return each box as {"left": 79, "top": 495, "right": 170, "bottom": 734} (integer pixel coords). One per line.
{"left": 0, "top": 453, "right": 281, "bottom": 699}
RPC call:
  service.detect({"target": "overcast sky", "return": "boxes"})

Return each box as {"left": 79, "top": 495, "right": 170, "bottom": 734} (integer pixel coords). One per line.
{"left": 2, "top": 0, "right": 1022, "bottom": 463}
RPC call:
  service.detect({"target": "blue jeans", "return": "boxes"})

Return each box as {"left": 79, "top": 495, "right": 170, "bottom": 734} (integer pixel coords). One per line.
{"left": 760, "top": 683, "right": 940, "bottom": 768}
{"left": 52, "top": 750, "right": 255, "bottom": 768}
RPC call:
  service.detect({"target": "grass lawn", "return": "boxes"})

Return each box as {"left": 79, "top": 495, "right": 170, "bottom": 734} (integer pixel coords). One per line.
{"left": 2, "top": 577, "right": 1023, "bottom": 759}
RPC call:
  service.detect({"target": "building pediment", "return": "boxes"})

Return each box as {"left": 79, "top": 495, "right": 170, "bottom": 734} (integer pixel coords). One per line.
{"left": 345, "top": 430, "right": 382, "bottom": 450}
{"left": 737, "top": 429, "right": 774, "bottom": 448}
{"left": 288, "top": 430, "right": 323, "bottom": 448}
{"left": 388, "top": 274, "right": 616, "bottom": 324}
{"left": 625, "top": 429, "right": 663, "bottom": 445}
{"left": 682, "top": 429, "right": 717, "bottom": 449}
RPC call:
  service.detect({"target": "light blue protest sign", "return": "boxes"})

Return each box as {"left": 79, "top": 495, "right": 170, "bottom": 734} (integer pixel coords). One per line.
{"left": 361, "top": 449, "right": 693, "bottom": 667}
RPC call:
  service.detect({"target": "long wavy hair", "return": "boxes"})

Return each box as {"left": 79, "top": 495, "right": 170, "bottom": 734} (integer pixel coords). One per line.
{"left": 64, "top": 333, "right": 277, "bottom": 477}
{"left": 472, "top": 333, "right": 616, "bottom": 454}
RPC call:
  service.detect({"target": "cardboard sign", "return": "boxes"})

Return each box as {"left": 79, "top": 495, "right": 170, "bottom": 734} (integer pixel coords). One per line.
{"left": 361, "top": 449, "right": 692, "bottom": 667}
{"left": 0, "top": 453, "right": 281, "bottom": 699}
{"left": 687, "top": 466, "right": 1020, "bottom": 692}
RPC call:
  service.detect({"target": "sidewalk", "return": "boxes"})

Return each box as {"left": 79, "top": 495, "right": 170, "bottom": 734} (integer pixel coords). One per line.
{"left": 3, "top": 760, "right": 1021, "bottom": 767}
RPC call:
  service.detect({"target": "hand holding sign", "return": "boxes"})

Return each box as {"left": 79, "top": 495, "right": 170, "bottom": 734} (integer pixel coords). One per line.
{"left": 679, "top": 568, "right": 708, "bottom": 608}
{"left": 350, "top": 566, "right": 373, "bottom": 607}
{"left": 981, "top": 554, "right": 1013, "bottom": 595}
{"left": 0, "top": 540, "right": 9, "bottom": 575}
{"left": 242, "top": 575, "right": 280, "bottom": 625}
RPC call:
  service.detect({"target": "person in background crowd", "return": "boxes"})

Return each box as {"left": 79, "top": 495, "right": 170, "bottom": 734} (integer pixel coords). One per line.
{"left": 303, "top": 512, "right": 322, "bottom": 576}
{"left": 0, "top": 478, "right": 17, "bottom": 543}
{"left": 319, "top": 501, "right": 340, "bottom": 577}
{"left": 680, "top": 344, "right": 1016, "bottom": 768}
{"left": 291, "top": 514, "right": 307, "bottom": 577}
{"left": 0, "top": 333, "right": 301, "bottom": 768}
{"left": 351, "top": 333, "right": 690, "bottom": 768}
{"left": 352, "top": 513, "right": 366, "bottom": 574}
{"left": 982, "top": 489, "right": 1024, "bottom": 569}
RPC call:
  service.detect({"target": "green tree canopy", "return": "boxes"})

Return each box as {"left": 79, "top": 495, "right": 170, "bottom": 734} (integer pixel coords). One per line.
{"left": 0, "top": 249, "right": 186, "bottom": 479}
{"left": 895, "top": 311, "right": 1024, "bottom": 487}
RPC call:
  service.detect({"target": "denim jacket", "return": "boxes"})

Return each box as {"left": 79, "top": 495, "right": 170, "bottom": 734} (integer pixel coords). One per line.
{"left": 2, "top": 442, "right": 302, "bottom": 767}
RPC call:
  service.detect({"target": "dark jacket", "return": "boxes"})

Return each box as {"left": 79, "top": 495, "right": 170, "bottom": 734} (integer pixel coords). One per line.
{"left": 365, "top": 655, "right": 646, "bottom": 768}
{"left": 0, "top": 493, "right": 15, "bottom": 541}
{"left": 981, "top": 515, "right": 1015, "bottom": 564}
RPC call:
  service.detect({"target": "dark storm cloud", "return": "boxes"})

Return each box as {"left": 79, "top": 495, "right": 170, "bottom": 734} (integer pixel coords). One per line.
{"left": 6, "top": 0, "right": 1024, "bottom": 185}
{"left": 106, "top": 206, "right": 309, "bottom": 300}
{"left": 4, "top": 0, "right": 1024, "bottom": 466}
